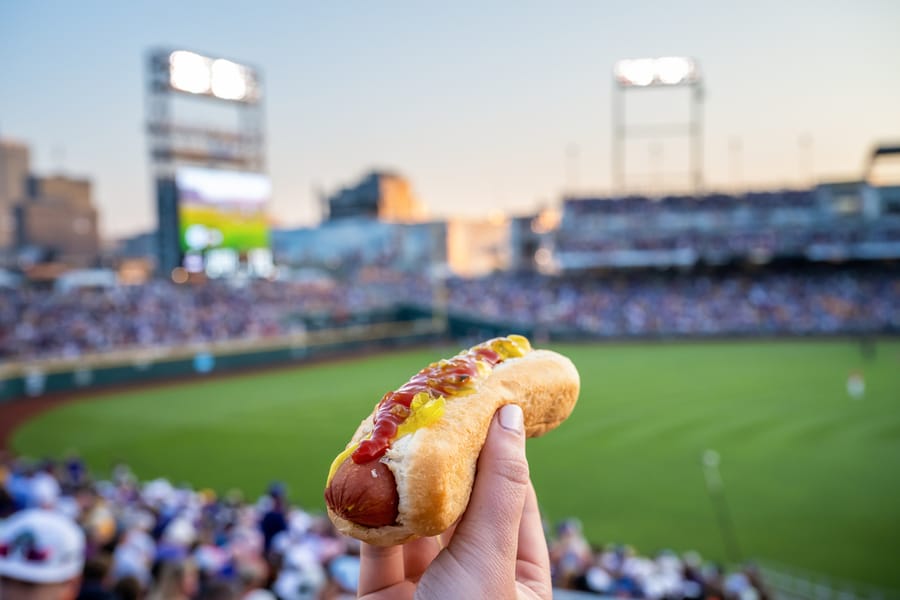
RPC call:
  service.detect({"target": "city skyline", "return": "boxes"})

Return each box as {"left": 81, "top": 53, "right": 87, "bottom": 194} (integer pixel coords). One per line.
{"left": 2, "top": 0, "right": 899, "bottom": 239}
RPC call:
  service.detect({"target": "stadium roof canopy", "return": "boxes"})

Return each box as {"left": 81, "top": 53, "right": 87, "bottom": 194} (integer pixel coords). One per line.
{"left": 866, "top": 142, "right": 900, "bottom": 185}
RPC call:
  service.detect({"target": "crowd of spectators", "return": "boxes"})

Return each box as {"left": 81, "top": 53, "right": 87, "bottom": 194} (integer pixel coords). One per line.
{"left": 554, "top": 227, "right": 900, "bottom": 262}
{"left": 0, "top": 279, "right": 403, "bottom": 361}
{"left": 558, "top": 189, "right": 900, "bottom": 264}
{"left": 563, "top": 191, "right": 816, "bottom": 218}
{"left": 0, "top": 455, "right": 769, "bottom": 599}
{"left": 1, "top": 265, "right": 897, "bottom": 362}
{"left": 549, "top": 519, "right": 769, "bottom": 600}
{"left": 445, "top": 269, "right": 900, "bottom": 338}
{"left": 1, "top": 454, "right": 360, "bottom": 599}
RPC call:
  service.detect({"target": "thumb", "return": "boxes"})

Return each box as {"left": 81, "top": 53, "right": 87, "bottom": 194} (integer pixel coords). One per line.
{"left": 449, "top": 403, "right": 530, "bottom": 571}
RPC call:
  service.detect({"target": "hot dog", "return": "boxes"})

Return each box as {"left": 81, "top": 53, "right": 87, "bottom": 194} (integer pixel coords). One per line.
{"left": 323, "top": 335, "right": 580, "bottom": 546}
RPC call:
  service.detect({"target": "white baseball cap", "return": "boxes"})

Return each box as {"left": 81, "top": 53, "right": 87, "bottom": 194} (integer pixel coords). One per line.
{"left": 0, "top": 509, "right": 86, "bottom": 583}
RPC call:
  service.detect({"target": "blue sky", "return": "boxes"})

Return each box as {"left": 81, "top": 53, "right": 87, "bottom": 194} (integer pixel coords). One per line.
{"left": 2, "top": 0, "right": 899, "bottom": 237}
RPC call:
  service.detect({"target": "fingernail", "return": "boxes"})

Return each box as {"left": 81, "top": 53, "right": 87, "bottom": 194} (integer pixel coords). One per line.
{"left": 499, "top": 404, "right": 523, "bottom": 433}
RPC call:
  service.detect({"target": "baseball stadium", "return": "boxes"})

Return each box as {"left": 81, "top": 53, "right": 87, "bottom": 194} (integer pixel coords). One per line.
{"left": 2, "top": 3, "right": 900, "bottom": 600}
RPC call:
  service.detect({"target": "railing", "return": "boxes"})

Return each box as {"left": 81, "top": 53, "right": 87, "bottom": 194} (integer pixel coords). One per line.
{"left": 0, "top": 316, "right": 445, "bottom": 402}
{"left": 758, "top": 561, "right": 900, "bottom": 600}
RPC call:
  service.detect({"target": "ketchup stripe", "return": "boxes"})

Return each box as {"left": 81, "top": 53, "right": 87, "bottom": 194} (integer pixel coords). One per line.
{"left": 351, "top": 337, "right": 521, "bottom": 464}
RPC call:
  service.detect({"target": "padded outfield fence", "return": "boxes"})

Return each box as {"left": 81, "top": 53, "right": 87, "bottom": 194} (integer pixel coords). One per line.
{"left": 0, "top": 308, "right": 447, "bottom": 403}
{"left": 1, "top": 302, "right": 893, "bottom": 403}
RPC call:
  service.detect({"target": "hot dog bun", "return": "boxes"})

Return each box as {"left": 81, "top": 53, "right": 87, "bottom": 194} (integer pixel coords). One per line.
{"left": 324, "top": 338, "right": 579, "bottom": 546}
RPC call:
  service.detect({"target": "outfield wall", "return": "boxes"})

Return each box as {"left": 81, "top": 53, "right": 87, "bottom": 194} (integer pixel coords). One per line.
{"left": 0, "top": 312, "right": 444, "bottom": 403}
{"left": 1, "top": 304, "right": 892, "bottom": 403}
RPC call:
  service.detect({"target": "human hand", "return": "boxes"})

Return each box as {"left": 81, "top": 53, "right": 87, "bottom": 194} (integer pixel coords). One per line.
{"left": 357, "top": 403, "right": 552, "bottom": 599}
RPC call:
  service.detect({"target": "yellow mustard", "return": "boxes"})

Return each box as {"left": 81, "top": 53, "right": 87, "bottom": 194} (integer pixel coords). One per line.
{"left": 395, "top": 392, "right": 446, "bottom": 439}
{"left": 326, "top": 441, "right": 360, "bottom": 486}
{"left": 326, "top": 335, "right": 531, "bottom": 485}
{"left": 491, "top": 334, "right": 532, "bottom": 359}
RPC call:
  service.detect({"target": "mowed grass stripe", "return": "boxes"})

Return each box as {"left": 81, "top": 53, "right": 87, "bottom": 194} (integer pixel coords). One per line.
{"left": 11, "top": 339, "right": 900, "bottom": 588}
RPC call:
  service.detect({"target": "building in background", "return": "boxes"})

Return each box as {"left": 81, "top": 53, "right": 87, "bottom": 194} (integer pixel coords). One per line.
{"left": 0, "top": 139, "right": 30, "bottom": 251}
{"left": 109, "top": 230, "right": 158, "bottom": 284}
{"left": 508, "top": 208, "right": 559, "bottom": 274}
{"left": 327, "top": 171, "right": 425, "bottom": 223}
{"left": 866, "top": 142, "right": 900, "bottom": 216}
{"left": 114, "top": 230, "right": 158, "bottom": 260}
{"left": 272, "top": 220, "right": 446, "bottom": 275}
{"left": 16, "top": 174, "right": 100, "bottom": 267}
{"left": 554, "top": 184, "right": 900, "bottom": 271}
{"left": 446, "top": 216, "right": 509, "bottom": 277}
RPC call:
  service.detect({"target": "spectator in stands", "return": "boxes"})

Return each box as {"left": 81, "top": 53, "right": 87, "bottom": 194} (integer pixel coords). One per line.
{"left": 147, "top": 559, "right": 198, "bottom": 600}
{"left": 235, "top": 558, "right": 275, "bottom": 599}
{"left": 0, "top": 449, "right": 777, "bottom": 599}
{"left": 196, "top": 579, "right": 239, "bottom": 600}
{"left": 549, "top": 518, "right": 593, "bottom": 588}
{"left": 0, "top": 508, "right": 86, "bottom": 600}
{"left": 260, "top": 483, "right": 289, "bottom": 555}
{"left": 76, "top": 553, "right": 116, "bottom": 600}
{"left": 111, "top": 575, "right": 143, "bottom": 600}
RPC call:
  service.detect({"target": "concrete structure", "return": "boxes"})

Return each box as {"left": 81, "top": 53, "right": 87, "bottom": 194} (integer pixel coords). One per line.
{"left": 16, "top": 174, "right": 100, "bottom": 266}
{"left": 446, "top": 216, "right": 509, "bottom": 277}
{"left": 508, "top": 211, "right": 558, "bottom": 273}
{"left": 0, "top": 139, "right": 30, "bottom": 248}
{"left": 114, "top": 230, "right": 158, "bottom": 260}
{"left": 272, "top": 219, "right": 445, "bottom": 273}
{"left": 146, "top": 48, "right": 268, "bottom": 277}
{"left": 327, "top": 171, "right": 425, "bottom": 223}
{"left": 28, "top": 175, "right": 93, "bottom": 211}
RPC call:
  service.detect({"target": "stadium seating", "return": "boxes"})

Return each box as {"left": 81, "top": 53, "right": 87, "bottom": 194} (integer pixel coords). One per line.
{"left": 2, "top": 266, "right": 897, "bottom": 362}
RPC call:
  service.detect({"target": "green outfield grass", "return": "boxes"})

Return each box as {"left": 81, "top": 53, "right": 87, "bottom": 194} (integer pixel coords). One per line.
{"left": 11, "top": 340, "right": 900, "bottom": 587}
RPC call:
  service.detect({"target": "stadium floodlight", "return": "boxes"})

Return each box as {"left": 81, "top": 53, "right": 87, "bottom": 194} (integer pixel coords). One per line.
{"left": 656, "top": 56, "right": 695, "bottom": 85}
{"left": 211, "top": 59, "right": 249, "bottom": 101}
{"left": 147, "top": 48, "right": 267, "bottom": 275}
{"left": 611, "top": 56, "right": 704, "bottom": 195}
{"left": 169, "top": 50, "right": 211, "bottom": 95}
{"left": 614, "top": 58, "right": 655, "bottom": 87}
{"left": 614, "top": 56, "right": 699, "bottom": 87}
{"left": 166, "top": 50, "right": 259, "bottom": 102}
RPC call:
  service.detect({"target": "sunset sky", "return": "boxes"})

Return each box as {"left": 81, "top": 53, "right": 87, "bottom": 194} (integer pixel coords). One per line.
{"left": 2, "top": 0, "right": 899, "bottom": 238}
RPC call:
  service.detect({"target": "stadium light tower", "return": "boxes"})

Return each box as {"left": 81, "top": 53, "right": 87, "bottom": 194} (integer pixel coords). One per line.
{"left": 145, "top": 48, "right": 269, "bottom": 279}
{"left": 611, "top": 56, "right": 704, "bottom": 195}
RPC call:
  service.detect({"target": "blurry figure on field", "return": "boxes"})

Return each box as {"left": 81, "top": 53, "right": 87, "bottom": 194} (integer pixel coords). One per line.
{"left": 846, "top": 370, "right": 865, "bottom": 399}
{"left": 858, "top": 335, "right": 877, "bottom": 361}
{"left": 0, "top": 508, "right": 86, "bottom": 600}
